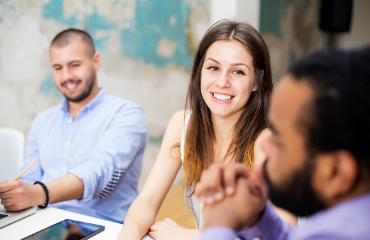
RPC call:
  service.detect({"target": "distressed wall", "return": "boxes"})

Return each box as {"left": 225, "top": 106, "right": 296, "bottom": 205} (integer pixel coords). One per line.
{"left": 260, "top": 0, "right": 327, "bottom": 82}
{"left": 259, "top": 0, "right": 370, "bottom": 82}
{"left": 4, "top": 0, "right": 367, "bottom": 189}
{"left": 0, "top": 0, "right": 209, "bottom": 188}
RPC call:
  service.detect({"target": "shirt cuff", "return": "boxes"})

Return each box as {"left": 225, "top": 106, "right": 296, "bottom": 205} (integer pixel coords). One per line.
{"left": 69, "top": 165, "right": 95, "bottom": 203}
{"left": 198, "top": 227, "right": 239, "bottom": 240}
{"left": 238, "top": 202, "right": 293, "bottom": 240}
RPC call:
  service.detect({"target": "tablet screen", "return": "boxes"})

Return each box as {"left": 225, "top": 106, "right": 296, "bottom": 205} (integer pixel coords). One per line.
{"left": 22, "top": 219, "right": 105, "bottom": 240}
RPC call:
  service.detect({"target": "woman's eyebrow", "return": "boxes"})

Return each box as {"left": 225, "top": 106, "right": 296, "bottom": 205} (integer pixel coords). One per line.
{"left": 231, "top": 62, "right": 250, "bottom": 70}
{"left": 205, "top": 58, "right": 220, "bottom": 64}
{"left": 205, "top": 58, "right": 250, "bottom": 70}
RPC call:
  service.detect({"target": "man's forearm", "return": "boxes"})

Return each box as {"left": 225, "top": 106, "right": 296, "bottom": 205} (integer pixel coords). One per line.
{"left": 37, "top": 174, "right": 84, "bottom": 205}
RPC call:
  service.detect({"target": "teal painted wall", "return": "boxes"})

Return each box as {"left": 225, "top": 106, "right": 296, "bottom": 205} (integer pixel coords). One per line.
{"left": 259, "top": 0, "right": 328, "bottom": 81}
{"left": 0, "top": 0, "right": 209, "bottom": 188}
{"left": 41, "top": 0, "right": 195, "bottom": 70}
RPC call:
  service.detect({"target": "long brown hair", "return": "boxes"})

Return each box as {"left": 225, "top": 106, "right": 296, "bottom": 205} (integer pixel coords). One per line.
{"left": 183, "top": 20, "right": 273, "bottom": 191}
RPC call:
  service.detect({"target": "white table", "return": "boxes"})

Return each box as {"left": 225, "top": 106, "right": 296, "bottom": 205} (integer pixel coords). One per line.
{"left": 0, "top": 207, "right": 153, "bottom": 240}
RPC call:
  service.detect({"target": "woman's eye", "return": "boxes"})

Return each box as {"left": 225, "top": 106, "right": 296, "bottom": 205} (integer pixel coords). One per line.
{"left": 232, "top": 70, "right": 245, "bottom": 76}
{"left": 207, "top": 66, "right": 219, "bottom": 71}
{"left": 72, "top": 64, "right": 80, "bottom": 67}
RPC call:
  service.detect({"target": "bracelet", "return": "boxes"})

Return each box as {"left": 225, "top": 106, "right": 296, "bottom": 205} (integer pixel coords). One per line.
{"left": 33, "top": 181, "right": 49, "bottom": 209}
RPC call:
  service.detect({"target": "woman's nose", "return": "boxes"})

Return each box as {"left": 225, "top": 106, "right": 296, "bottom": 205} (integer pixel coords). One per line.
{"left": 215, "top": 73, "right": 230, "bottom": 88}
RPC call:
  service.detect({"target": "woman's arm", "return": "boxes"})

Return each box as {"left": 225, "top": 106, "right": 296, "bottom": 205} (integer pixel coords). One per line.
{"left": 117, "top": 111, "right": 186, "bottom": 240}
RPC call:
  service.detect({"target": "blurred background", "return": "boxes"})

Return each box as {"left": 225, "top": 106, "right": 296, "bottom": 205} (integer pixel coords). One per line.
{"left": 0, "top": 0, "right": 369, "bottom": 190}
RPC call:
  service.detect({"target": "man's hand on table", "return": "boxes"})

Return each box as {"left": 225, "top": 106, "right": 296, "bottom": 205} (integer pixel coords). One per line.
{"left": 0, "top": 180, "right": 45, "bottom": 211}
{"left": 195, "top": 162, "right": 269, "bottom": 231}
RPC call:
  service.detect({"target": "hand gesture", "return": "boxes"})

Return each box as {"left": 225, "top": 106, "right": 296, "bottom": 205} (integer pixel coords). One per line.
{"left": 202, "top": 177, "right": 266, "bottom": 231}
{"left": 195, "top": 162, "right": 269, "bottom": 231}
{"left": 195, "top": 162, "right": 268, "bottom": 205}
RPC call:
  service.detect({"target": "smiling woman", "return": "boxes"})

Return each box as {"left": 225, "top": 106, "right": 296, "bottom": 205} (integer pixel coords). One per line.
{"left": 182, "top": 21, "right": 273, "bottom": 231}
{"left": 118, "top": 20, "right": 273, "bottom": 240}
{"left": 201, "top": 41, "right": 256, "bottom": 119}
{"left": 185, "top": 20, "right": 272, "bottom": 187}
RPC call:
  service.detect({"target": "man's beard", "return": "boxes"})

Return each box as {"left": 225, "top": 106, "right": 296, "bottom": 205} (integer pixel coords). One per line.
{"left": 262, "top": 159, "right": 327, "bottom": 217}
{"left": 62, "top": 72, "right": 95, "bottom": 103}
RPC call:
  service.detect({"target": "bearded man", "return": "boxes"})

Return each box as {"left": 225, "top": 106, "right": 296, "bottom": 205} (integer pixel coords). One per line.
{"left": 195, "top": 47, "right": 370, "bottom": 240}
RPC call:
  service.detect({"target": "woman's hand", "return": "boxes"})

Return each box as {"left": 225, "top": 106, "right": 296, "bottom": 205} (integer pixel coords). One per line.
{"left": 148, "top": 218, "right": 200, "bottom": 240}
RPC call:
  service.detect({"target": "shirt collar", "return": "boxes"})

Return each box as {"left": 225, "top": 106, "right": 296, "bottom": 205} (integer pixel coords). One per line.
{"left": 60, "top": 87, "right": 107, "bottom": 113}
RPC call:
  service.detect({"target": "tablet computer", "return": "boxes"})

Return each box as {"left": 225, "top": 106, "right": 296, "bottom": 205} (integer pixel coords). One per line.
{"left": 22, "top": 219, "right": 105, "bottom": 240}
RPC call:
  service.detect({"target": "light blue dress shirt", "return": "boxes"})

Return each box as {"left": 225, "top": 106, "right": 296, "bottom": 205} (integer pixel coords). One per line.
{"left": 18, "top": 88, "right": 148, "bottom": 223}
{"left": 198, "top": 192, "right": 370, "bottom": 240}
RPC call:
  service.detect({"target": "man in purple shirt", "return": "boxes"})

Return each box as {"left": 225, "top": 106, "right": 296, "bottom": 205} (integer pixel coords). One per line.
{"left": 195, "top": 47, "right": 370, "bottom": 240}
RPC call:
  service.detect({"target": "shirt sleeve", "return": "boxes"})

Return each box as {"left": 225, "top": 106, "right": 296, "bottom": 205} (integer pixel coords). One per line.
{"left": 18, "top": 114, "right": 43, "bottom": 184}
{"left": 237, "top": 202, "right": 295, "bottom": 240}
{"left": 69, "top": 102, "right": 148, "bottom": 203}
{"left": 198, "top": 202, "right": 295, "bottom": 240}
{"left": 198, "top": 227, "right": 240, "bottom": 240}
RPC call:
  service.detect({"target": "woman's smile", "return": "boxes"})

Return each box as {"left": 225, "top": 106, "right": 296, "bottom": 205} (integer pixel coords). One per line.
{"left": 201, "top": 40, "right": 256, "bottom": 118}
{"left": 210, "top": 92, "right": 235, "bottom": 104}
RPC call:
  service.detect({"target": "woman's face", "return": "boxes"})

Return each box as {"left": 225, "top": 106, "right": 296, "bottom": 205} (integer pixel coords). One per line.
{"left": 201, "top": 40, "right": 257, "bottom": 119}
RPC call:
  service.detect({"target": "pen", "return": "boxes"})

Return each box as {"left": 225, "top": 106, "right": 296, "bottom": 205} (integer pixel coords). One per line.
{"left": 13, "top": 158, "right": 39, "bottom": 181}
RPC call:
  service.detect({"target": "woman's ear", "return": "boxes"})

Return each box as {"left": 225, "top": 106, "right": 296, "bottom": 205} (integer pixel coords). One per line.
{"left": 253, "top": 70, "right": 264, "bottom": 91}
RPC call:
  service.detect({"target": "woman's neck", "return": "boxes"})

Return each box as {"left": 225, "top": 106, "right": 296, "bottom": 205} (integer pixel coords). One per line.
{"left": 211, "top": 110, "right": 242, "bottom": 148}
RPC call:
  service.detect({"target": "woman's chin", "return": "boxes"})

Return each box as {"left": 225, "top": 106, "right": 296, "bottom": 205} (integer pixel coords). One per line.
{"left": 210, "top": 110, "right": 234, "bottom": 119}
{"left": 209, "top": 107, "right": 244, "bottom": 120}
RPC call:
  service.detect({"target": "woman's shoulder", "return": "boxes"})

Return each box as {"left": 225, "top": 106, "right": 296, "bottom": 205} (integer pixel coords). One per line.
{"left": 164, "top": 110, "right": 189, "bottom": 140}
{"left": 172, "top": 110, "right": 186, "bottom": 119}
{"left": 171, "top": 110, "right": 187, "bottom": 124}
{"left": 170, "top": 110, "right": 191, "bottom": 127}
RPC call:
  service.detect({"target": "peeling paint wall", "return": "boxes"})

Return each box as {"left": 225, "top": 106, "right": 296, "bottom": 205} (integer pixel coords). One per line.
{"left": 0, "top": 0, "right": 209, "bottom": 188}
{"left": 259, "top": 0, "right": 370, "bottom": 82}
{"left": 260, "top": 0, "right": 328, "bottom": 82}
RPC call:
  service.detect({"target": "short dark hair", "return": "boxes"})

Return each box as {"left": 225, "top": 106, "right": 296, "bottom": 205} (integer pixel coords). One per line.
{"left": 289, "top": 46, "right": 370, "bottom": 174}
{"left": 51, "top": 28, "right": 95, "bottom": 57}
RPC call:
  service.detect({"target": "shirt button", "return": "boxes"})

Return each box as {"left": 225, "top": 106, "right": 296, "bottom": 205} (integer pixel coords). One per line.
{"left": 66, "top": 141, "right": 70, "bottom": 146}
{"left": 67, "top": 118, "right": 72, "bottom": 124}
{"left": 62, "top": 167, "right": 67, "bottom": 171}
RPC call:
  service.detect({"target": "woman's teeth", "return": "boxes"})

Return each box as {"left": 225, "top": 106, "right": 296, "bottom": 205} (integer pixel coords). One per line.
{"left": 213, "top": 93, "right": 232, "bottom": 101}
